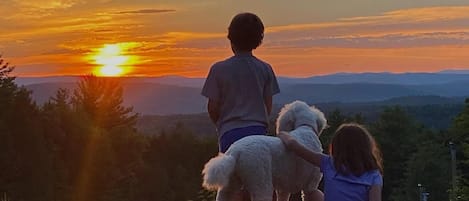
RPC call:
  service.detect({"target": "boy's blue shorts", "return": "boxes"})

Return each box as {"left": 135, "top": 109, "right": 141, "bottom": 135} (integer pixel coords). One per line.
{"left": 219, "top": 126, "right": 267, "bottom": 153}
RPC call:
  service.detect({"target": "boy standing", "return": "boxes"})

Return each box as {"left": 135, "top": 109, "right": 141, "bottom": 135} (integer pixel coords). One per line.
{"left": 202, "top": 12, "right": 280, "bottom": 153}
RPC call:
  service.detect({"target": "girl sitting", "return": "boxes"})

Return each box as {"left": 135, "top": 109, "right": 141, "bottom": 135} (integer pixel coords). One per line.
{"left": 278, "top": 123, "right": 383, "bottom": 201}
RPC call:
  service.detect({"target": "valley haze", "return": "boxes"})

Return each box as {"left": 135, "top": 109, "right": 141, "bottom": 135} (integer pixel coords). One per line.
{"left": 16, "top": 70, "right": 469, "bottom": 115}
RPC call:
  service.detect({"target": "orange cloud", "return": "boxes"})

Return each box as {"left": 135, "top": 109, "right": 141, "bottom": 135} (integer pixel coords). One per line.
{"left": 2, "top": 4, "right": 469, "bottom": 77}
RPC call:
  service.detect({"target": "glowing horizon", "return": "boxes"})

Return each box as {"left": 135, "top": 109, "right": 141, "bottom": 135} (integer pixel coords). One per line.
{"left": 87, "top": 43, "right": 141, "bottom": 77}
{"left": 1, "top": 1, "right": 469, "bottom": 77}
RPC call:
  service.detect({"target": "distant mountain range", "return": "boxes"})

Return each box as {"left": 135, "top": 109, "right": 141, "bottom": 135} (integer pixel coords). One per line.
{"left": 277, "top": 80, "right": 469, "bottom": 103}
{"left": 438, "top": 69, "right": 469, "bottom": 74}
{"left": 15, "top": 70, "right": 469, "bottom": 87}
{"left": 17, "top": 71, "right": 469, "bottom": 115}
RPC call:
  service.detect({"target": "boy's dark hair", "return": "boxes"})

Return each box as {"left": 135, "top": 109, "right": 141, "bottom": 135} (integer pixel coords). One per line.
{"left": 228, "top": 12, "right": 264, "bottom": 51}
{"left": 329, "top": 123, "right": 383, "bottom": 176}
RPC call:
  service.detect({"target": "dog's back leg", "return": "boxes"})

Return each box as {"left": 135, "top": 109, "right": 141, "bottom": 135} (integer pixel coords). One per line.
{"left": 302, "top": 190, "right": 323, "bottom": 201}
{"left": 302, "top": 174, "right": 322, "bottom": 201}
{"left": 238, "top": 154, "right": 273, "bottom": 201}
{"left": 216, "top": 175, "right": 242, "bottom": 201}
{"left": 276, "top": 190, "right": 290, "bottom": 201}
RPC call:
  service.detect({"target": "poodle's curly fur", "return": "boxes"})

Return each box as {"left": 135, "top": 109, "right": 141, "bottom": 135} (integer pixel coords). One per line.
{"left": 202, "top": 101, "right": 327, "bottom": 201}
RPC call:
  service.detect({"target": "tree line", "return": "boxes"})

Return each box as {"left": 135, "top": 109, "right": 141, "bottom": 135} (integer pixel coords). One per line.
{"left": 1, "top": 57, "right": 469, "bottom": 201}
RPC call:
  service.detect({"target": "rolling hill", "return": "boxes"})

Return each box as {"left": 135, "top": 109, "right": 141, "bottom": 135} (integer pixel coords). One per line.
{"left": 24, "top": 81, "right": 469, "bottom": 115}
{"left": 21, "top": 71, "right": 469, "bottom": 115}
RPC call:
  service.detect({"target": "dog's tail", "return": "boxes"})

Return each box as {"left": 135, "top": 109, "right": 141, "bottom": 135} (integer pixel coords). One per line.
{"left": 202, "top": 153, "right": 236, "bottom": 190}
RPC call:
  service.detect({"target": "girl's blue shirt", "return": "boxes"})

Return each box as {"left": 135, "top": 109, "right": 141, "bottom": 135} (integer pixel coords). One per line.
{"left": 321, "top": 155, "right": 383, "bottom": 201}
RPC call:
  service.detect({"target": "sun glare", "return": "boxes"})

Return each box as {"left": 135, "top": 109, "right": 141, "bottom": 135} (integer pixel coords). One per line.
{"left": 89, "top": 43, "right": 140, "bottom": 77}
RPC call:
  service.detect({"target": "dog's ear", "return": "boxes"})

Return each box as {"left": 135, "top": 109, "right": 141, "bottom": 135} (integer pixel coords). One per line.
{"left": 310, "top": 105, "right": 327, "bottom": 136}
{"left": 276, "top": 102, "right": 296, "bottom": 134}
{"left": 315, "top": 117, "right": 322, "bottom": 135}
{"left": 316, "top": 121, "right": 329, "bottom": 136}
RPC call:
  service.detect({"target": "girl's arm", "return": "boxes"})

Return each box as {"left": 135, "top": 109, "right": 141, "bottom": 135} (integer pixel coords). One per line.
{"left": 278, "top": 131, "right": 324, "bottom": 167}
{"left": 369, "top": 185, "right": 382, "bottom": 201}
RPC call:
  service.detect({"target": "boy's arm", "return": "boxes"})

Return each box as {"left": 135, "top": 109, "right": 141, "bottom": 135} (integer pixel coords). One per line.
{"left": 263, "top": 65, "right": 280, "bottom": 116}
{"left": 369, "top": 185, "right": 382, "bottom": 201}
{"left": 207, "top": 99, "right": 220, "bottom": 124}
{"left": 278, "top": 131, "right": 323, "bottom": 167}
{"left": 202, "top": 65, "right": 221, "bottom": 124}
{"left": 265, "top": 96, "right": 273, "bottom": 115}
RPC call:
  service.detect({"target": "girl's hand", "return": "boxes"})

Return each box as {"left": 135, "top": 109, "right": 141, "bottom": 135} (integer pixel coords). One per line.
{"left": 278, "top": 131, "right": 324, "bottom": 167}
{"left": 278, "top": 131, "right": 297, "bottom": 149}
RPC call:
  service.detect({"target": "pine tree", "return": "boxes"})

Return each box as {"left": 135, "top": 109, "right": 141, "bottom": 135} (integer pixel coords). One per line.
{"left": 0, "top": 56, "right": 14, "bottom": 79}
{"left": 67, "top": 75, "right": 142, "bottom": 201}
{"left": 72, "top": 75, "right": 137, "bottom": 130}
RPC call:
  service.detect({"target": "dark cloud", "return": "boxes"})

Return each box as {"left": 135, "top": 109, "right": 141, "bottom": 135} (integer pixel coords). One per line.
{"left": 115, "top": 9, "right": 176, "bottom": 15}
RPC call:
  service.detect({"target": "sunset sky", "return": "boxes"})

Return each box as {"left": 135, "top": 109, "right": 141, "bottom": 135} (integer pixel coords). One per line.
{"left": 1, "top": 0, "right": 469, "bottom": 77}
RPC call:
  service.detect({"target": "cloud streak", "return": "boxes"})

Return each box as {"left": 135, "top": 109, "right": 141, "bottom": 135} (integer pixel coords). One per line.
{"left": 114, "top": 9, "right": 176, "bottom": 15}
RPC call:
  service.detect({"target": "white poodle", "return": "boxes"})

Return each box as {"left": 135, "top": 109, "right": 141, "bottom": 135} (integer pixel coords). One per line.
{"left": 202, "top": 101, "right": 327, "bottom": 201}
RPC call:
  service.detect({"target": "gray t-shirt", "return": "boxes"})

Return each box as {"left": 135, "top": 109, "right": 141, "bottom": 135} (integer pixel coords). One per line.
{"left": 201, "top": 52, "right": 280, "bottom": 135}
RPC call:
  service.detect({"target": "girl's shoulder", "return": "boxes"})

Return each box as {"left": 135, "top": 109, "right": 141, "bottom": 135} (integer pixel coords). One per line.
{"left": 348, "top": 169, "right": 383, "bottom": 186}
{"left": 366, "top": 170, "right": 383, "bottom": 186}
{"left": 319, "top": 155, "right": 335, "bottom": 173}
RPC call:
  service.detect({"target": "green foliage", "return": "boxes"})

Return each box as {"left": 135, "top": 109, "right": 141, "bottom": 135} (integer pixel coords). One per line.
{"left": 391, "top": 131, "right": 451, "bottom": 201}
{"left": 0, "top": 74, "right": 145, "bottom": 201}
{"left": 449, "top": 98, "right": 469, "bottom": 199}
{"left": 371, "top": 106, "right": 424, "bottom": 201}
{"left": 371, "top": 106, "right": 455, "bottom": 201}
{"left": 135, "top": 124, "right": 218, "bottom": 201}
{"left": 194, "top": 189, "right": 217, "bottom": 201}
{"left": 1, "top": 66, "right": 219, "bottom": 201}
{"left": 405, "top": 104, "right": 463, "bottom": 130}
{"left": 0, "top": 57, "right": 54, "bottom": 201}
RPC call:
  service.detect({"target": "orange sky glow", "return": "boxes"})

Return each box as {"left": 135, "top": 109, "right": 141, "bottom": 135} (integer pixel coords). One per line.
{"left": 1, "top": 0, "right": 469, "bottom": 77}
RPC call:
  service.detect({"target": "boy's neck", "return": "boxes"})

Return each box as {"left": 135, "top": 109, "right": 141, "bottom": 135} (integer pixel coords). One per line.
{"left": 234, "top": 51, "right": 253, "bottom": 56}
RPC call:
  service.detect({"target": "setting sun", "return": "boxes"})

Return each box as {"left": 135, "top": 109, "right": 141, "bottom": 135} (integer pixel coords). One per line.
{"left": 89, "top": 43, "right": 140, "bottom": 77}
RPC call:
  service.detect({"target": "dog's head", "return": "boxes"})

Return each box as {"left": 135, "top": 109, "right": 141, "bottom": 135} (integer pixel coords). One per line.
{"left": 276, "top": 101, "right": 327, "bottom": 136}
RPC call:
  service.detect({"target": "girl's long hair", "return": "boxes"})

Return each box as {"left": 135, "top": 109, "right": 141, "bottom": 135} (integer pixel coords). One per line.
{"left": 329, "top": 123, "right": 383, "bottom": 176}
